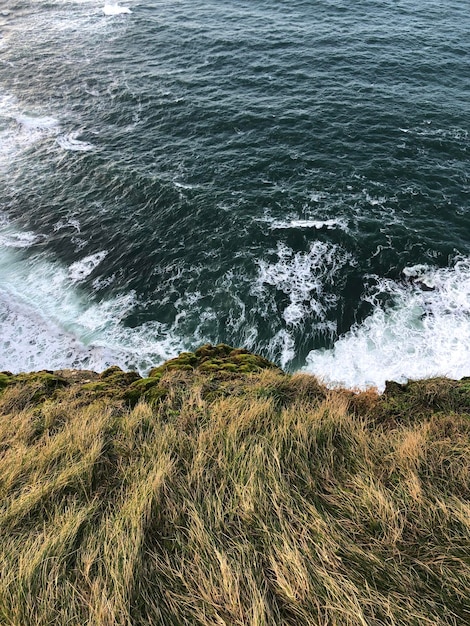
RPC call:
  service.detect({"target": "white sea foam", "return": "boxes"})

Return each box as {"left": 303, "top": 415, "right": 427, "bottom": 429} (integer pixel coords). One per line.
{"left": 270, "top": 218, "right": 347, "bottom": 231}
{"left": 364, "top": 193, "right": 386, "bottom": 207}
{"left": 102, "top": 4, "right": 132, "bottom": 15}
{"left": 69, "top": 251, "right": 108, "bottom": 282}
{"left": 15, "top": 115, "right": 59, "bottom": 131}
{"left": 0, "top": 93, "right": 61, "bottom": 168}
{"left": 54, "top": 218, "right": 81, "bottom": 233}
{"left": 0, "top": 216, "right": 43, "bottom": 248}
{"left": 252, "top": 242, "right": 353, "bottom": 369}
{"left": 0, "top": 231, "right": 42, "bottom": 248}
{"left": 399, "top": 125, "right": 468, "bottom": 144}
{"left": 57, "top": 131, "right": 94, "bottom": 152}
{"left": 174, "top": 181, "right": 198, "bottom": 190}
{"left": 305, "top": 259, "right": 470, "bottom": 391}
{"left": 13, "top": 114, "right": 60, "bottom": 149}
{"left": 92, "top": 274, "right": 116, "bottom": 290}
{"left": 1, "top": 93, "right": 93, "bottom": 162}
{"left": 254, "top": 241, "right": 353, "bottom": 327}
{"left": 266, "top": 329, "right": 296, "bottom": 370}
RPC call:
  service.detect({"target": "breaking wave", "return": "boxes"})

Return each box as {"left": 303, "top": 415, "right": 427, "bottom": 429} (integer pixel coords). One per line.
{"left": 305, "top": 259, "right": 470, "bottom": 390}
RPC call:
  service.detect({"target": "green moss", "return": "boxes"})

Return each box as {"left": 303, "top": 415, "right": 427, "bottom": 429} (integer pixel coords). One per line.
{"left": 231, "top": 353, "right": 254, "bottom": 362}
{"left": 0, "top": 373, "right": 12, "bottom": 392}
{"left": 229, "top": 353, "right": 275, "bottom": 371}
{"left": 75, "top": 369, "right": 142, "bottom": 400}
{"left": 99, "top": 368, "right": 140, "bottom": 387}
{"left": 194, "top": 344, "right": 213, "bottom": 359}
{"left": 124, "top": 375, "right": 166, "bottom": 406}
{"left": 128, "top": 377, "right": 162, "bottom": 393}
{"left": 238, "top": 364, "right": 255, "bottom": 373}
{"left": 377, "top": 377, "right": 470, "bottom": 423}
{"left": 214, "top": 343, "right": 233, "bottom": 355}
{"left": 0, "top": 347, "right": 279, "bottom": 409}
{"left": 144, "top": 387, "right": 168, "bottom": 404}
{"left": 81, "top": 382, "right": 110, "bottom": 393}
{"left": 454, "top": 381, "right": 470, "bottom": 406}
{"left": 198, "top": 362, "right": 222, "bottom": 372}
{"left": 229, "top": 348, "right": 250, "bottom": 356}
{"left": 4, "top": 371, "right": 70, "bottom": 404}
{"left": 13, "top": 371, "right": 68, "bottom": 387}
{"left": 149, "top": 352, "right": 198, "bottom": 376}
{"left": 218, "top": 363, "right": 239, "bottom": 372}
{"left": 146, "top": 344, "right": 278, "bottom": 377}
{"left": 160, "top": 344, "right": 280, "bottom": 375}
{"left": 165, "top": 363, "right": 194, "bottom": 371}
{"left": 99, "top": 366, "right": 124, "bottom": 379}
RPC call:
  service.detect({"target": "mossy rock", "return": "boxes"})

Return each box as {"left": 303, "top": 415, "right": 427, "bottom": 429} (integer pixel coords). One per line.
{"left": 124, "top": 375, "right": 166, "bottom": 406}
{"left": 378, "top": 376, "right": 470, "bottom": 422}
{"left": 0, "top": 372, "right": 12, "bottom": 392}
{"left": 165, "top": 363, "right": 194, "bottom": 372}
{"left": 149, "top": 352, "right": 198, "bottom": 376}
{"left": 384, "top": 381, "right": 406, "bottom": 395}
{"left": 229, "top": 348, "right": 250, "bottom": 356}
{"left": 143, "top": 386, "right": 168, "bottom": 404}
{"left": 127, "top": 376, "right": 163, "bottom": 394}
{"left": 13, "top": 371, "right": 68, "bottom": 387}
{"left": 199, "top": 361, "right": 239, "bottom": 373}
{"left": 194, "top": 345, "right": 214, "bottom": 359}
{"left": 72, "top": 368, "right": 142, "bottom": 399}
{"left": 99, "top": 367, "right": 141, "bottom": 387}
{"left": 199, "top": 358, "right": 223, "bottom": 370}
{"left": 6, "top": 371, "right": 70, "bottom": 403}
{"left": 153, "top": 344, "right": 279, "bottom": 376}
{"left": 194, "top": 343, "right": 233, "bottom": 360}
{"left": 81, "top": 382, "right": 111, "bottom": 394}
{"left": 54, "top": 369, "right": 99, "bottom": 384}
{"left": 198, "top": 363, "right": 221, "bottom": 372}
{"left": 99, "top": 366, "right": 124, "bottom": 379}
{"left": 230, "top": 352, "right": 275, "bottom": 371}
{"left": 214, "top": 343, "right": 233, "bottom": 356}
{"left": 218, "top": 363, "right": 239, "bottom": 372}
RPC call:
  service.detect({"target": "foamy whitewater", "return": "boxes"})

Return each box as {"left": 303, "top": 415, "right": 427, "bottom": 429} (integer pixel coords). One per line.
{"left": 0, "top": 0, "right": 469, "bottom": 389}
{"left": 102, "top": 5, "right": 131, "bottom": 16}
{"left": 305, "top": 261, "right": 470, "bottom": 389}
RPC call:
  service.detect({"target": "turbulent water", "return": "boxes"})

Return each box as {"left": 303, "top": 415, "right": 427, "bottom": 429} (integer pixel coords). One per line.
{"left": 0, "top": 0, "right": 468, "bottom": 389}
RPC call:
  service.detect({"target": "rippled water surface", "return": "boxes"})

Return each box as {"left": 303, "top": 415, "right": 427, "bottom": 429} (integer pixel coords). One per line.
{"left": 0, "top": 0, "right": 469, "bottom": 388}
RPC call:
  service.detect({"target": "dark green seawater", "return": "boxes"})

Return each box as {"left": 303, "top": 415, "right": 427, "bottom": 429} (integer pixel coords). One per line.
{"left": 0, "top": 0, "right": 469, "bottom": 388}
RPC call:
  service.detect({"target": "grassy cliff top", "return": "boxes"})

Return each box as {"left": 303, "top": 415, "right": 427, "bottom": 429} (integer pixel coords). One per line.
{"left": 0, "top": 345, "right": 469, "bottom": 625}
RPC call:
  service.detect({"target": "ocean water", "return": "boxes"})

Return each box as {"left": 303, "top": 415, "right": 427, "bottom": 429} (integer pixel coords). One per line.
{"left": 0, "top": 0, "right": 468, "bottom": 389}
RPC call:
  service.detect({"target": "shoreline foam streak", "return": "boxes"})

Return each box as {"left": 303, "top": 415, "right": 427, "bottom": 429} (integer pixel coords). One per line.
{"left": 0, "top": 222, "right": 183, "bottom": 373}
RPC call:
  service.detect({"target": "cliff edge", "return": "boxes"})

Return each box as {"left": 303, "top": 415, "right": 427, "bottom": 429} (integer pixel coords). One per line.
{"left": 0, "top": 345, "right": 469, "bottom": 625}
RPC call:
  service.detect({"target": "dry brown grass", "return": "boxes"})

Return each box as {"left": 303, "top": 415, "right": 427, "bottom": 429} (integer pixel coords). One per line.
{"left": 0, "top": 368, "right": 469, "bottom": 625}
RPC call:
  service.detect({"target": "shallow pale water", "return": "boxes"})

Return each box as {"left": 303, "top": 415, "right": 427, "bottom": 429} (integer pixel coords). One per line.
{"left": 0, "top": 0, "right": 469, "bottom": 388}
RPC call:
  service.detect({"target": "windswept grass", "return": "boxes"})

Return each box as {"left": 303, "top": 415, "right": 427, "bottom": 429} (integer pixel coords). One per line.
{"left": 0, "top": 354, "right": 469, "bottom": 625}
